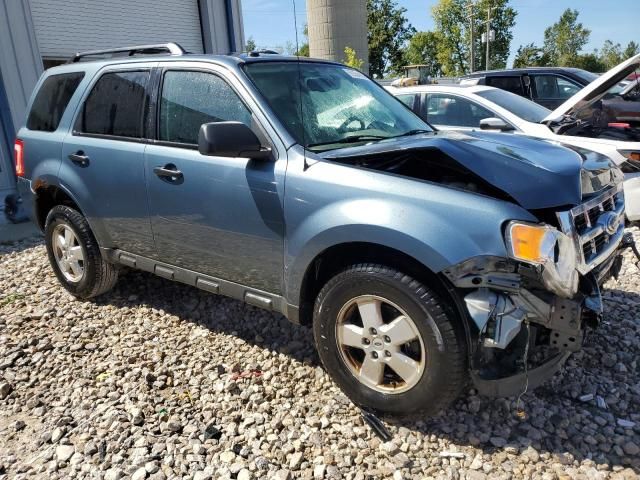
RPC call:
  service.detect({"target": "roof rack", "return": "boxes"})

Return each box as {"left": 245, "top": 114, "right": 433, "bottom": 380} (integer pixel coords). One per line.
{"left": 68, "top": 42, "right": 186, "bottom": 63}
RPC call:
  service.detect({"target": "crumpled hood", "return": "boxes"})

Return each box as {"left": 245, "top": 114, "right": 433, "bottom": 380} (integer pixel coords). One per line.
{"left": 543, "top": 53, "right": 640, "bottom": 122}
{"left": 322, "top": 130, "right": 619, "bottom": 209}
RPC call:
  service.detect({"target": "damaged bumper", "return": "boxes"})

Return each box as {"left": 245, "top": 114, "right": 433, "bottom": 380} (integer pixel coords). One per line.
{"left": 443, "top": 233, "right": 634, "bottom": 397}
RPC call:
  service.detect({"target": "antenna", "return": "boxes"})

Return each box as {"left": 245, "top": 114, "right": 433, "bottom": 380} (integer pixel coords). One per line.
{"left": 292, "top": 0, "right": 309, "bottom": 170}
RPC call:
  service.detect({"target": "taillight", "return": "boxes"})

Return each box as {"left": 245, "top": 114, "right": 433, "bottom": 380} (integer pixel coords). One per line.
{"left": 14, "top": 139, "right": 25, "bottom": 177}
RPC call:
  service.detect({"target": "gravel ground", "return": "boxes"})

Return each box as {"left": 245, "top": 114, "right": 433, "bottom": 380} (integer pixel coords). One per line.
{"left": 0, "top": 229, "right": 639, "bottom": 480}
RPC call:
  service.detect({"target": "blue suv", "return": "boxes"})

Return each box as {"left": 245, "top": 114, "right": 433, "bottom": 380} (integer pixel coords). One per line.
{"left": 14, "top": 43, "right": 631, "bottom": 415}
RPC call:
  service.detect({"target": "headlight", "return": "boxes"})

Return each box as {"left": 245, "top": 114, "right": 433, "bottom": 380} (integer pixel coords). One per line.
{"left": 505, "top": 221, "right": 579, "bottom": 298}
{"left": 505, "top": 222, "right": 559, "bottom": 265}
{"left": 619, "top": 150, "right": 640, "bottom": 173}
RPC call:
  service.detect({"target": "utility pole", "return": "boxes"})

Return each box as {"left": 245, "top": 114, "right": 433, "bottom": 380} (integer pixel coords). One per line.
{"left": 466, "top": 1, "right": 475, "bottom": 73}
{"left": 485, "top": 6, "right": 493, "bottom": 71}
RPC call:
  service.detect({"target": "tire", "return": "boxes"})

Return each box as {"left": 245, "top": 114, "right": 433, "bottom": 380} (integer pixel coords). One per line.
{"left": 44, "top": 205, "right": 118, "bottom": 299}
{"left": 313, "top": 263, "right": 467, "bottom": 416}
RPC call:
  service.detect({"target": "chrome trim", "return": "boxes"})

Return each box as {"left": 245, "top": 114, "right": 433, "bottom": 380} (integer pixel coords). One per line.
{"left": 557, "top": 184, "right": 625, "bottom": 274}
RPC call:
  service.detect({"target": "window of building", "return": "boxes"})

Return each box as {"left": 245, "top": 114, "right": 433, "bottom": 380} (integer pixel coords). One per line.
{"left": 26, "top": 72, "right": 85, "bottom": 132}
{"left": 78, "top": 71, "right": 149, "bottom": 138}
{"left": 159, "top": 71, "right": 251, "bottom": 145}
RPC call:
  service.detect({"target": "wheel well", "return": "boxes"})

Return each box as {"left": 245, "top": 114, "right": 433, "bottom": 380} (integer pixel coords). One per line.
{"left": 297, "top": 242, "right": 459, "bottom": 326}
{"left": 34, "top": 186, "right": 80, "bottom": 230}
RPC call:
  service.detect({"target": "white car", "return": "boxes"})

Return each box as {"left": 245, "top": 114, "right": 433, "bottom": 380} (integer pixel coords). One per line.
{"left": 386, "top": 54, "right": 640, "bottom": 221}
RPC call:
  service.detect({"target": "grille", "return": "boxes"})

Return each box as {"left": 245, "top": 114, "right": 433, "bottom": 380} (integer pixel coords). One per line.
{"left": 557, "top": 184, "right": 625, "bottom": 274}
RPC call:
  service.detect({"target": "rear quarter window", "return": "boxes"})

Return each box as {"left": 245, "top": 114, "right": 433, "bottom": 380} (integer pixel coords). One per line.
{"left": 26, "top": 72, "right": 85, "bottom": 132}
{"left": 486, "top": 76, "right": 524, "bottom": 96}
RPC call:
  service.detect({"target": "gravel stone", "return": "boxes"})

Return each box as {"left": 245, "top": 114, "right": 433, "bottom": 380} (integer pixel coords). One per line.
{"left": 0, "top": 232, "right": 639, "bottom": 478}
{"left": 55, "top": 445, "right": 74, "bottom": 462}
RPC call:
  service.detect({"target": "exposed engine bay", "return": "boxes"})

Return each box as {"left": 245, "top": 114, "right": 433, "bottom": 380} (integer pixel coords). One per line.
{"left": 331, "top": 147, "right": 514, "bottom": 200}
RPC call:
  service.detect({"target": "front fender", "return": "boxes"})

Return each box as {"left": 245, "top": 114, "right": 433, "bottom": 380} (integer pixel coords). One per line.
{"left": 284, "top": 194, "right": 537, "bottom": 304}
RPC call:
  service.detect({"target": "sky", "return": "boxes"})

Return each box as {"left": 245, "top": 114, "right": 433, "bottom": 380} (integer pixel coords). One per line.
{"left": 241, "top": 0, "right": 640, "bottom": 67}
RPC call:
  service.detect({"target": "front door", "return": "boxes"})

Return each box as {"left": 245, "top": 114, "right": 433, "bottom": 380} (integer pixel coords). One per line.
{"left": 531, "top": 74, "right": 582, "bottom": 109}
{"left": 144, "top": 67, "right": 286, "bottom": 294}
{"left": 61, "top": 68, "right": 155, "bottom": 257}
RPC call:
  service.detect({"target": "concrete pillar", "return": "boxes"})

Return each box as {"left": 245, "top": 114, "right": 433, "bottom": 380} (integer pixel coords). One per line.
{"left": 307, "top": 0, "right": 369, "bottom": 74}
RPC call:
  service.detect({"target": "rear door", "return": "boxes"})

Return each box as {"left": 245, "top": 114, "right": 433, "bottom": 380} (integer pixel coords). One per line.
{"left": 143, "top": 64, "right": 286, "bottom": 294}
{"left": 61, "top": 65, "right": 156, "bottom": 257}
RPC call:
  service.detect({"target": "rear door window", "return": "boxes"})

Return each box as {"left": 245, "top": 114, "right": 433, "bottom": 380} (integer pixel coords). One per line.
{"left": 486, "top": 76, "right": 525, "bottom": 96}
{"left": 532, "top": 75, "right": 581, "bottom": 100}
{"left": 77, "top": 70, "right": 149, "bottom": 138}
{"left": 158, "top": 70, "right": 251, "bottom": 145}
{"left": 423, "top": 94, "right": 494, "bottom": 127}
{"left": 26, "top": 72, "right": 85, "bottom": 131}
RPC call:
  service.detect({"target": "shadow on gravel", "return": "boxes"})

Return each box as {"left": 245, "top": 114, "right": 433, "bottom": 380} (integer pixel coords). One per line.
{"left": 98, "top": 267, "right": 320, "bottom": 367}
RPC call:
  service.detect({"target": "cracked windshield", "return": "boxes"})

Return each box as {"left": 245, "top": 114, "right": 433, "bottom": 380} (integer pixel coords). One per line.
{"left": 244, "top": 62, "right": 430, "bottom": 151}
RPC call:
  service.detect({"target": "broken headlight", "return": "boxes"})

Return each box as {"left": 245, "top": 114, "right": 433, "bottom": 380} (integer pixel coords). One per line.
{"left": 505, "top": 221, "right": 579, "bottom": 298}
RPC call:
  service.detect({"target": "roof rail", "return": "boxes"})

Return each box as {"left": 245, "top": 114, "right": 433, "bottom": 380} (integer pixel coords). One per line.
{"left": 68, "top": 42, "right": 186, "bottom": 63}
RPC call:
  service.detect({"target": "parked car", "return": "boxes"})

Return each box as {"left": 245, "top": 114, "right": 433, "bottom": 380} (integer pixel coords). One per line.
{"left": 460, "top": 67, "right": 596, "bottom": 109}
{"left": 387, "top": 55, "right": 640, "bottom": 223}
{"left": 15, "top": 43, "right": 632, "bottom": 415}
{"left": 460, "top": 65, "right": 640, "bottom": 127}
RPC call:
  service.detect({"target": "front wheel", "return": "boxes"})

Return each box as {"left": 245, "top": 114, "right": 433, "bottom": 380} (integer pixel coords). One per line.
{"left": 45, "top": 205, "right": 118, "bottom": 299}
{"left": 313, "top": 264, "right": 467, "bottom": 416}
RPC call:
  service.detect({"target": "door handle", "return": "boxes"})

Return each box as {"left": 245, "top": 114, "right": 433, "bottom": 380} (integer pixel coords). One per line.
{"left": 68, "top": 151, "right": 90, "bottom": 167}
{"left": 153, "top": 164, "right": 183, "bottom": 182}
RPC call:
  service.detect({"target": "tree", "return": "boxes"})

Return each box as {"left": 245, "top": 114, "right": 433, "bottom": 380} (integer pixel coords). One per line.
{"left": 404, "top": 31, "right": 442, "bottom": 77}
{"left": 343, "top": 46, "right": 365, "bottom": 71}
{"left": 431, "top": 0, "right": 516, "bottom": 75}
{"left": 513, "top": 43, "right": 544, "bottom": 68}
{"left": 367, "top": 0, "right": 415, "bottom": 77}
{"left": 623, "top": 41, "right": 640, "bottom": 60}
{"left": 245, "top": 37, "right": 257, "bottom": 53}
{"left": 599, "top": 40, "right": 623, "bottom": 70}
{"left": 431, "top": 0, "right": 467, "bottom": 75}
{"left": 542, "top": 9, "right": 590, "bottom": 66}
{"left": 574, "top": 53, "right": 605, "bottom": 72}
{"left": 295, "top": 24, "right": 309, "bottom": 57}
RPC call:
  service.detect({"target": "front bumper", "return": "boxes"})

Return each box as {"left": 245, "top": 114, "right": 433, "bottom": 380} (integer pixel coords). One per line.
{"left": 444, "top": 238, "right": 633, "bottom": 397}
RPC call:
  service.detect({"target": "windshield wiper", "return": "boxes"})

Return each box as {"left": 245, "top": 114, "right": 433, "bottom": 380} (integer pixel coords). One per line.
{"left": 307, "top": 135, "right": 389, "bottom": 149}
{"left": 390, "top": 129, "right": 431, "bottom": 138}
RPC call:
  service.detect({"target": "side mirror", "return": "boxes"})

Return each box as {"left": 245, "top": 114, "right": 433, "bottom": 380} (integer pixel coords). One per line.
{"left": 479, "top": 117, "right": 515, "bottom": 132}
{"left": 198, "top": 121, "right": 272, "bottom": 159}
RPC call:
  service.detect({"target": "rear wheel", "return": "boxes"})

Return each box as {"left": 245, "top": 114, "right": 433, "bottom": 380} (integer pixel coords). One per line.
{"left": 45, "top": 205, "right": 118, "bottom": 299}
{"left": 313, "top": 264, "right": 467, "bottom": 416}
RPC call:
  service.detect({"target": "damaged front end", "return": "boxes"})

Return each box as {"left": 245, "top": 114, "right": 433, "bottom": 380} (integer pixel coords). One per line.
{"left": 444, "top": 183, "right": 631, "bottom": 397}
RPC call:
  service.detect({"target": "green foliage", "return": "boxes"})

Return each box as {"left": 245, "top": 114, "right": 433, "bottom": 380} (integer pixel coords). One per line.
{"left": 343, "top": 46, "right": 365, "bottom": 71}
{"left": 431, "top": 0, "right": 467, "bottom": 75}
{"left": 512, "top": 42, "right": 544, "bottom": 68}
{"left": 431, "top": 0, "right": 516, "bottom": 75}
{"left": 367, "top": 0, "right": 415, "bottom": 77}
{"left": 623, "top": 41, "right": 640, "bottom": 60}
{"left": 542, "top": 9, "right": 590, "bottom": 66}
{"left": 573, "top": 53, "right": 605, "bottom": 72}
{"left": 599, "top": 40, "right": 623, "bottom": 70}
{"left": 245, "top": 37, "right": 257, "bottom": 53}
{"left": 295, "top": 43, "right": 310, "bottom": 57}
{"left": 295, "top": 24, "right": 310, "bottom": 57}
{"left": 403, "top": 31, "right": 443, "bottom": 77}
